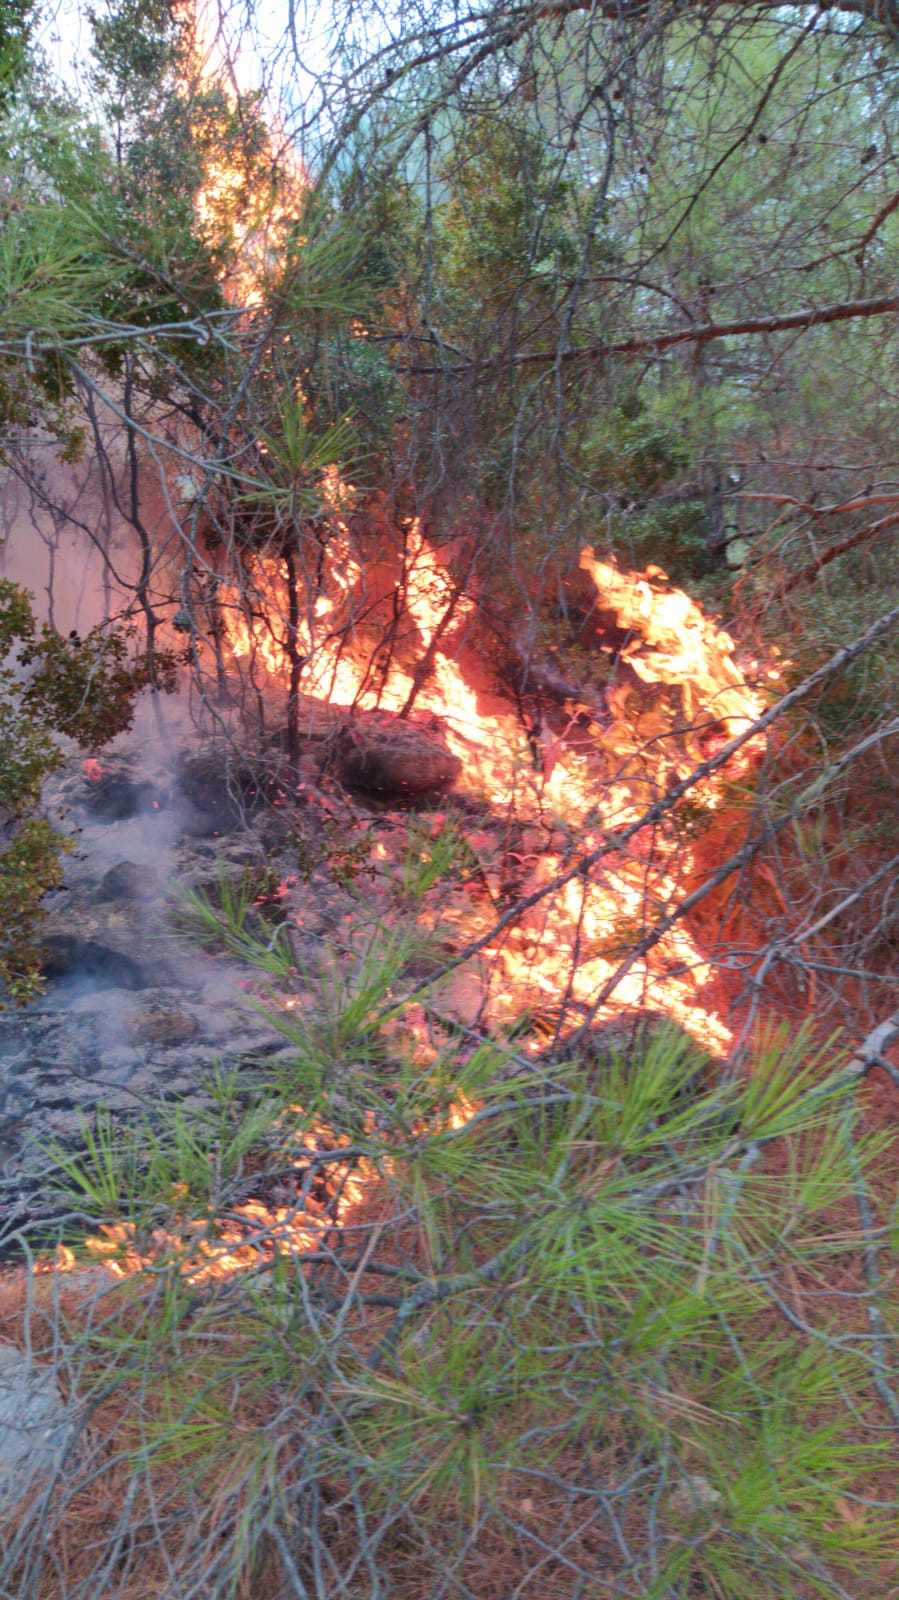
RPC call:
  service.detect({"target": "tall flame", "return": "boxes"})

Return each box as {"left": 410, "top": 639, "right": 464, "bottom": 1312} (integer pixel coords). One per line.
{"left": 44, "top": 541, "right": 770, "bottom": 1287}
{"left": 41, "top": 9, "right": 774, "bottom": 1285}
{"left": 179, "top": 0, "right": 308, "bottom": 305}
{"left": 41, "top": 520, "right": 769, "bottom": 1285}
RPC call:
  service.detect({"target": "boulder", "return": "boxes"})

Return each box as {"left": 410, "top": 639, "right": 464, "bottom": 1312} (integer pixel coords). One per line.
{"left": 176, "top": 746, "right": 267, "bottom": 831}
{"left": 336, "top": 716, "right": 461, "bottom": 797}
{"left": 71, "top": 757, "right": 163, "bottom": 820}
{"left": 132, "top": 1005, "right": 200, "bottom": 1046}
{"left": 94, "top": 860, "right": 159, "bottom": 903}
{"left": 40, "top": 900, "right": 175, "bottom": 989}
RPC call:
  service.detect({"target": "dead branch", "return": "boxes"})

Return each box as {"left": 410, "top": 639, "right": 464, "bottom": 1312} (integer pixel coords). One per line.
{"left": 404, "top": 293, "right": 899, "bottom": 376}
{"left": 841, "top": 1006, "right": 899, "bottom": 1084}
{"left": 742, "top": 501, "right": 899, "bottom": 599}
{"left": 784, "top": 509, "right": 899, "bottom": 588}
{"left": 533, "top": 0, "right": 899, "bottom": 28}
{"left": 855, "top": 185, "right": 899, "bottom": 263}
{"left": 738, "top": 492, "right": 899, "bottom": 518}
{"left": 521, "top": 292, "right": 899, "bottom": 365}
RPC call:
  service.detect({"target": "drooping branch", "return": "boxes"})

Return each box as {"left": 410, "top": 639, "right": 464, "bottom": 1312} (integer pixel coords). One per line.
{"left": 530, "top": 0, "right": 899, "bottom": 30}
{"left": 738, "top": 493, "right": 899, "bottom": 594}
{"left": 781, "top": 509, "right": 899, "bottom": 591}
{"left": 403, "top": 293, "right": 899, "bottom": 376}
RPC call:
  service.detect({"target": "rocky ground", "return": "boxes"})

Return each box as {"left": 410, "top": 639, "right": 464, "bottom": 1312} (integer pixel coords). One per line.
{"left": 0, "top": 685, "right": 489, "bottom": 1239}
{"left": 0, "top": 723, "right": 460, "bottom": 1505}
{"left": 0, "top": 741, "right": 372, "bottom": 1237}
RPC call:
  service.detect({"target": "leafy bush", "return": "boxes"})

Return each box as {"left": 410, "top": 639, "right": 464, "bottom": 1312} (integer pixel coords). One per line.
{"left": 0, "top": 573, "right": 171, "bottom": 1001}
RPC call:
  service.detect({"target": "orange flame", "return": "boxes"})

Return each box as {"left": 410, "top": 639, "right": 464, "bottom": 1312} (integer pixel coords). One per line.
{"left": 45, "top": 1119, "right": 374, "bottom": 1284}
{"left": 177, "top": 1, "right": 309, "bottom": 307}
{"left": 215, "top": 529, "right": 768, "bottom": 1061}
{"left": 46, "top": 543, "right": 771, "bottom": 1284}
{"left": 49, "top": 16, "right": 774, "bottom": 1279}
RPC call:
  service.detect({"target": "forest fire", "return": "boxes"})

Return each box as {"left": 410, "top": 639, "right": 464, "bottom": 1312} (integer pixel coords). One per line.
{"left": 40, "top": 541, "right": 766, "bottom": 1285}
{"left": 7, "top": 1, "right": 898, "bottom": 1592}
{"left": 174, "top": 10, "right": 763, "bottom": 1068}
{"left": 179, "top": 11, "right": 766, "bottom": 984}
{"left": 36, "top": 3, "right": 773, "bottom": 1291}
{"left": 219, "top": 526, "right": 765, "bottom": 1060}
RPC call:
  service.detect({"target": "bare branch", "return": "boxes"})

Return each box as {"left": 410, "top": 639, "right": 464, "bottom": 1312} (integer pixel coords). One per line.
{"left": 508, "top": 292, "right": 899, "bottom": 368}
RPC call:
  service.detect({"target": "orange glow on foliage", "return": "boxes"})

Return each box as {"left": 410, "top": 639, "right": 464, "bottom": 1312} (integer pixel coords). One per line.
{"left": 44, "top": 1120, "right": 374, "bottom": 1284}
{"left": 43, "top": 530, "right": 770, "bottom": 1287}
{"left": 44, "top": 18, "right": 774, "bottom": 1283}
{"left": 179, "top": 0, "right": 309, "bottom": 306}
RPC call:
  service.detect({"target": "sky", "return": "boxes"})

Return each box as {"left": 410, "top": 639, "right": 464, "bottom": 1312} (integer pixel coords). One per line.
{"left": 34, "top": 0, "right": 333, "bottom": 120}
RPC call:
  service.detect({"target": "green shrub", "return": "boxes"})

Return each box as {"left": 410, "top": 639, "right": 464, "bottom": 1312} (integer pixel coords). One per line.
{"left": 0, "top": 573, "right": 170, "bottom": 1001}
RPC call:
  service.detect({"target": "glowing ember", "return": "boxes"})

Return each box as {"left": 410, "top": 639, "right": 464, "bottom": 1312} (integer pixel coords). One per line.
{"left": 43, "top": 1120, "right": 374, "bottom": 1284}
{"left": 83, "top": 757, "right": 104, "bottom": 782}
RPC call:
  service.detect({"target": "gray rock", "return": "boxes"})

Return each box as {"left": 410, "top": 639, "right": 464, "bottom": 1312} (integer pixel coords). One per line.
{"left": 40, "top": 899, "right": 175, "bottom": 989}
{"left": 131, "top": 1006, "right": 200, "bottom": 1046}
{"left": 0, "top": 1343, "right": 79, "bottom": 1509}
{"left": 66, "top": 757, "right": 162, "bottom": 821}
{"left": 94, "top": 860, "right": 159, "bottom": 903}
{"left": 176, "top": 745, "right": 263, "bottom": 829}
{"left": 668, "top": 1473, "right": 723, "bottom": 1518}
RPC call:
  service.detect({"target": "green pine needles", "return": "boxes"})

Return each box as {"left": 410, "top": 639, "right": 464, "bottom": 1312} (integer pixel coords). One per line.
{"left": 6, "top": 835, "right": 896, "bottom": 1600}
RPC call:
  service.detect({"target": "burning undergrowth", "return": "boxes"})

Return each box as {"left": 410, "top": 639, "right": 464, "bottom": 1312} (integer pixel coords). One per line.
{"left": 10, "top": 534, "right": 778, "bottom": 1284}
{"left": 1, "top": 8, "right": 895, "bottom": 1586}
{"left": 9, "top": 542, "right": 891, "bottom": 1600}
{"left": 204, "top": 529, "right": 775, "bottom": 1058}
{"left": 3, "top": 855, "right": 896, "bottom": 1596}
{"left": 6, "top": 992, "right": 894, "bottom": 1600}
